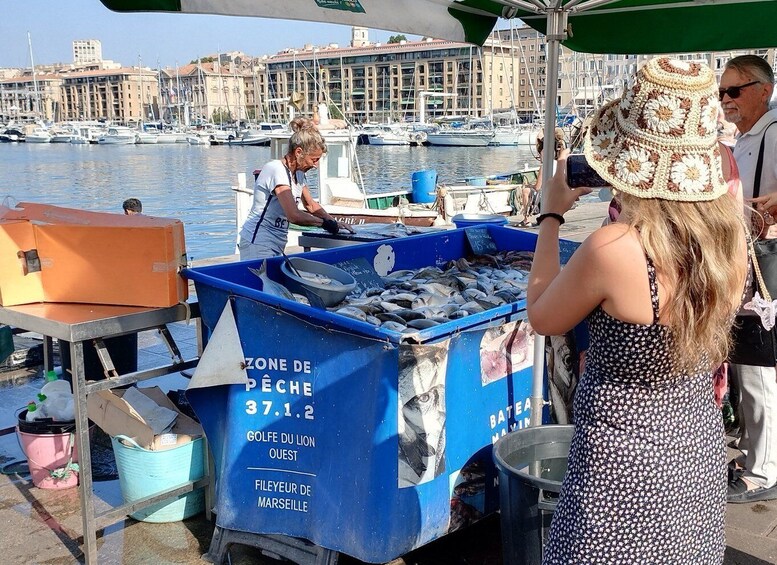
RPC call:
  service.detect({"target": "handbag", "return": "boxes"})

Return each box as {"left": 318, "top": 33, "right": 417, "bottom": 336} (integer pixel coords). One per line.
{"left": 751, "top": 121, "right": 777, "bottom": 297}
{"left": 729, "top": 121, "right": 777, "bottom": 367}
{"left": 730, "top": 314, "right": 777, "bottom": 366}
{"left": 754, "top": 237, "right": 777, "bottom": 298}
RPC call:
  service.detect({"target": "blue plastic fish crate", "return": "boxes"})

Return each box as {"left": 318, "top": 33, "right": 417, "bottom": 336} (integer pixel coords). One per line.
{"left": 182, "top": 226, "right": 581, "bottom": 563}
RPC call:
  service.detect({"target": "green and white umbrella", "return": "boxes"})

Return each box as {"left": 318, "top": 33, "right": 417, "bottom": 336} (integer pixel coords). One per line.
{"left": 100, "top": 0, "right": 777, "bottom": 52}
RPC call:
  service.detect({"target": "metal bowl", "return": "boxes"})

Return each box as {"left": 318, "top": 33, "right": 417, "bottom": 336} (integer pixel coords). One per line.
{"left": 451, "top": 213, "right": 508, "bottom": 229}
{"left": 280, "top": 257, "right": 357, "bottom": 307}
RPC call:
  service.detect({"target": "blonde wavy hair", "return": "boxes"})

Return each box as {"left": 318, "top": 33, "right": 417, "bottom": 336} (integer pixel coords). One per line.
{"left": 618, "top": 193, "right": 746, "bottom": 372}
{"left": 288, "top": 117, "right": 327, "bottom": 155}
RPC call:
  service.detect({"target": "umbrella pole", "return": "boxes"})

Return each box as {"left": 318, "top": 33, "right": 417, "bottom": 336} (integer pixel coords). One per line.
{"left": 530, "top": 6, "right": 568, "bottom": 428}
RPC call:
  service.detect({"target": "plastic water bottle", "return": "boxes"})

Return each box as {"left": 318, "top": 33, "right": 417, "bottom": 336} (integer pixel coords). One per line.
{"left": 46, "top": 393, "right": 75, "bottom": 421}
{"left": 36, "top": 393, "right": 49, "bottom": 418}
{"left": 25, "top": 402, "right": 39, "bottom": 423}
{"left": 41, "top": 378, "right": 71, "bottom": 398}
{"left": 40, "top": 375, "right": 75, "bottom": 421}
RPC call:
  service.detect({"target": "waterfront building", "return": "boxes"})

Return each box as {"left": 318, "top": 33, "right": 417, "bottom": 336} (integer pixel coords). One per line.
{"left": 73, "top": 40, "right": 103, "bottom": 65}
{"left": 0, "top": 74, "right": 64, "bottom": 122}
{"left": 254, "top": 27, "right": 524, "bottom": 124}
{"left": 60, "top": 67, "right": 159, "bottom": 123}
{"left": 159, "top": 58, "right": 252, "bottom": 126}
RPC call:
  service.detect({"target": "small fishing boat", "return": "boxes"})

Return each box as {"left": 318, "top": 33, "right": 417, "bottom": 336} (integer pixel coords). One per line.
{"left": 96, "top": 127, "right": 137, "bottom": 145}
{"left": 25, "top": 128, "right": 52, "bottom": 143}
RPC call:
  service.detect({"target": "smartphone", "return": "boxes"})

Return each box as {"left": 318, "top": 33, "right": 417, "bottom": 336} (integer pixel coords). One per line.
{"left": 566, "top": 153, "right": 611, "bottom": 188}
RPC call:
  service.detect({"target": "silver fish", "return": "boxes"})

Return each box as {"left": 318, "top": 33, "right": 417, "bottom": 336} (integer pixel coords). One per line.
{"left": 407, "top": 318, "right": 440, "bottom": 329}
{"left": 381, "top": 321, "right": 408, "bottom": 332}
{"left": 335, "top": 306, "right": 368, "bottom": 322}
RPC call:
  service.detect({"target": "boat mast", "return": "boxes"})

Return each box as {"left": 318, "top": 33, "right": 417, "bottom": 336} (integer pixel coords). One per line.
{"left": 138, "top": 55, "right": 145, "bottom": 126}
{"left": 175, "top": 62, "right": 183, "bottom": 125}
{"left": 516, "top": 29, "right": 541, "bottom": 123}
{"left": 468, "top": 46, "right": 474, "bottom": 120}
{"left": 27, "top": 32, "right": 41, "bottom": 119}
{"left": 157, "top": 59, "right": 163, "bottom": 125}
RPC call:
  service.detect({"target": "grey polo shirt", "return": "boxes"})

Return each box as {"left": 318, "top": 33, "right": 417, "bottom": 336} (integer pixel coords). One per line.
{"left": 733, "top": 108, "right": 777, "bottom": 200}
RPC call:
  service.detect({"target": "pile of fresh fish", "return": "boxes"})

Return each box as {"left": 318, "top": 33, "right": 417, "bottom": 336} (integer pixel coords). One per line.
{"left": 331, "top": 251, "right": 534, "bottom": 332}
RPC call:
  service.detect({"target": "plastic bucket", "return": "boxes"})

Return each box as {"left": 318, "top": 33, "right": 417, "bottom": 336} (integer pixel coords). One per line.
{"left": 111, "top": 434, "right": 205, "bottom": 523}
{"left": 452, "top": 213, "right": 508, "bottom": 229}
{"left": 493, "top": 425, "right": 573, "bottom": 565}
{"left": 411, "top": 170, "right": 438, "bottom": 204}
{"left": 16, "top": 410, "right": 80, "bottom": 489}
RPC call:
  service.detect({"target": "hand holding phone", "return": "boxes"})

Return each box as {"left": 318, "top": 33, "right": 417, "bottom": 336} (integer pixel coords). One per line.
{"left": 566, "top": 153, "right": 611, "bottom": 189}
{"left": 541, "top": 149, "right": 594, "bottom": 219}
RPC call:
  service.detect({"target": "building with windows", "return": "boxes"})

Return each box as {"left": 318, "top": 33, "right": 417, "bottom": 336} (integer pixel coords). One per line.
{"left": 60, "top": 67, "right": 159, "bottom": 123}
{"left": 0, "top": 74, "right": 64, "bottom": 122}
{"left": 157, "top": 59, "right": 256, "bottom": 126}
{"left": 254, "top": 27, "right": 527, "bottom": 125}
{"left": 73, "top": 40, "right": 103, "bottom": 65}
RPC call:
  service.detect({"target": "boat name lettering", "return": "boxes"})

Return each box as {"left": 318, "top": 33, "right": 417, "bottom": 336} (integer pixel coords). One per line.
{"left": 488, "top": 398, "right": 531, "bottom": 430}
{"left": 492, "top": 418, "right": 532, "bottom": 444}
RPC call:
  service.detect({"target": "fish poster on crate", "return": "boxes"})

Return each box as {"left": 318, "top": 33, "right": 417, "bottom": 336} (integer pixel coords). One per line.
{"left": 480, "top": 320, "right": 535, "bottom": 386}
{"left": 397, "top": 342, "right": 449, "bottom": 487}
{"left": 186, "top": 295, "right": 536, "bottom": 563}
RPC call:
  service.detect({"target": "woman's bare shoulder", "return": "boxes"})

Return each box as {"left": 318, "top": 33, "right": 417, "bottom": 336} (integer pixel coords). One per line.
{"left": 579, "top": 223, "right": 640, "bottom": 257}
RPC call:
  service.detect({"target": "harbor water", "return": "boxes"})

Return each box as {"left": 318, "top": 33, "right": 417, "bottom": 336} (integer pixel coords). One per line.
{"left": 0, "top": 143, "right": 540, "bottom": 261}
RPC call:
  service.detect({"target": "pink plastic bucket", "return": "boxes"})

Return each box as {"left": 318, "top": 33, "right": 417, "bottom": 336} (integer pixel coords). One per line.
{"left": 16, "top": 428, "right": 80, "bottom": 489}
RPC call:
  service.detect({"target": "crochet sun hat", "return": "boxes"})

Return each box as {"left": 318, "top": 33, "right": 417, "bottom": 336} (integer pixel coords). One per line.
{"left": 583, "top": 57, "right": 727, "bottom": 201}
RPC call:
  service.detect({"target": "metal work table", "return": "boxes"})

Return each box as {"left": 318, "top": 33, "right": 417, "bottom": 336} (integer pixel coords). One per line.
{"left": 0, "top": 301, "right": 206, "bottom": 564}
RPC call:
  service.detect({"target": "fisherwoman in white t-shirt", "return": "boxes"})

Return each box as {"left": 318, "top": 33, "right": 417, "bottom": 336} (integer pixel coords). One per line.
{"left": 238, "top": 117, "right": 353, "bottom": 260}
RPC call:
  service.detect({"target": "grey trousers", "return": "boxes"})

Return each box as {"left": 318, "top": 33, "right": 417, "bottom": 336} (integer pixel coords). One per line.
{"left": 731, "top": 363, "right": 777, "bottom": 489}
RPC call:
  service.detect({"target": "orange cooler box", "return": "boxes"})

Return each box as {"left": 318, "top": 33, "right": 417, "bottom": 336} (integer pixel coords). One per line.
{"left": 0, "top": 202, "right": 188, "bottom": 308}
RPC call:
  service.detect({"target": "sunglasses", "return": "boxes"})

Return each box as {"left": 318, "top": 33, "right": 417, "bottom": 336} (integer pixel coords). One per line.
{"left": 718, "top": 80, "right": 761, "bottom": 101}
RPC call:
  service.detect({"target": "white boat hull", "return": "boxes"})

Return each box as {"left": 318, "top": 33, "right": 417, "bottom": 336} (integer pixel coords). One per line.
{"left": 97, "top": 136, "right": 136, "bottom": 145}
{"left": 489, "top": 128, "right": 539, "bottom": 147}
{"left": 26, "top": 135, "right": 51, "bottom": 143}
{"left": 136, "top": 133, "right": 159, "bottom": 144}
{"left": 156, "top": 133, "right": 184, "bottom": 144}
{"left": 369, "top": 134, "right": 410, "bottom": 146}
{"left": 425, "top": 132, "right": 494, "bottom": 147}
{"left": 187, "top": 135, "right": 209, "bottom": 145}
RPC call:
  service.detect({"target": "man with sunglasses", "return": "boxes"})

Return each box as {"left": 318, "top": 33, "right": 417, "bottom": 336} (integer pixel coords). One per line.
{"left": 720, "top": 54, "right": 777, "bottom": 504}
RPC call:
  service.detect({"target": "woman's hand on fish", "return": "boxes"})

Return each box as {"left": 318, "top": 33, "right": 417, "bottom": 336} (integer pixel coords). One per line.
{"left": 543, "top": 149, "right": 593, "bottom": 217}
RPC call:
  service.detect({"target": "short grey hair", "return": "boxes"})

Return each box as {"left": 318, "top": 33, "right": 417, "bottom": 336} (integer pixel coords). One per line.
{"left": 725, "top": 55, "right": 774, "bottom": 85}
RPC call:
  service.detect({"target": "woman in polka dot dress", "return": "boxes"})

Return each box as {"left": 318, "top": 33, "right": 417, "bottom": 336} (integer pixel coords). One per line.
{"left": 527, "top": 57, "right": 748, "bottom": 564}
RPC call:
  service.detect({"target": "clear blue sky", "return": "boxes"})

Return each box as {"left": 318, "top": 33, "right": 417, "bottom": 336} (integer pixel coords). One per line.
{"left": 0, "top": 0, "right": 415, "bottom": 69}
